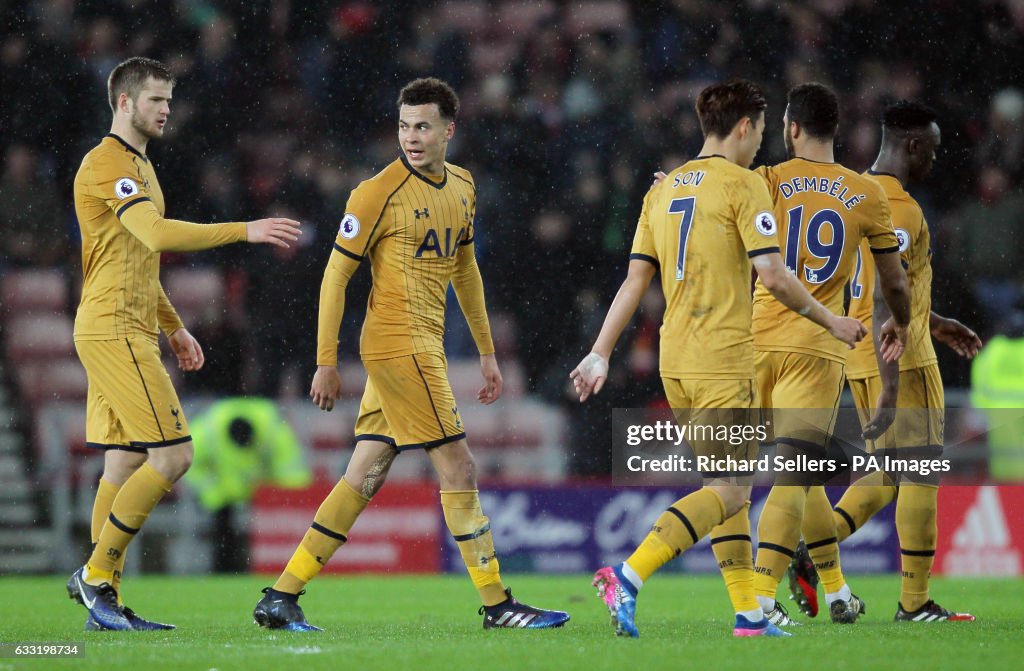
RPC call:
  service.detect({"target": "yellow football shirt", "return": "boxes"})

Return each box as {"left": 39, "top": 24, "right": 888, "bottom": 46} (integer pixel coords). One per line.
{"left": 846, "top": 171, "right": 936, "bottom": 378}
{"left": 316, "top": 156, "right": 493, "bottom": 364}
{"left": 630, "top": 155, "right": 780, "bottom": 379}
{"left": 751, "top": 158, "right": 898, "bottom": 363}
{"left": 73, "top": 134, "right": 246, "bottom": 341}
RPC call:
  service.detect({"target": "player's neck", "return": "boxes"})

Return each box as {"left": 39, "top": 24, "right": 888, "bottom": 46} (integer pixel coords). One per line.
{"left": 871, "top": 149, "right": 909, "bottom": 186}
{"left": 794, "top": 140, "right": 834, "bottom": 164}
{"left": 109, "top": 120, "right": 149, "bottom": 156}
{"left": 698, "top": 138, "right": 742, "bottom": 166}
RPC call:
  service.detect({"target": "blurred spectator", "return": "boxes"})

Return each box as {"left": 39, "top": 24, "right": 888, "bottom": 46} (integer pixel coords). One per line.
{"left": 975, "top": 87, "right": 1024, "bottom": 181}
{"left": 949, "top": 167, "right": 1024, "bottom": 332}
{"left": 0, "top": 144, "right": 69, "bottom": 267}
{"left": 2, "top": 0, "right": 1023, "bottom": 467}
{"left": 187, "top": 397, "right": 312, "bottom": 572}
{"left": 970, "top": 310, "right": 1024, "bottom": 481}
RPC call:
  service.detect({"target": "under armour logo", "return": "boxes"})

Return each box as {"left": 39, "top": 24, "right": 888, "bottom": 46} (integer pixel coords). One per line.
{"left": 415, "top": 207, "right": 430, "bottom": 219}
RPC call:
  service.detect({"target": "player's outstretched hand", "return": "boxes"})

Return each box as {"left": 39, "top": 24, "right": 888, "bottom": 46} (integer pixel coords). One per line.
{"left": 246, "top": 218, "right": 302, "bottom": 248}
{"left": 931, "top": 316, "right": 982, "bottom": 359}
{"left": 569, "top": 352, "right": 609, "bottom": 402}
{"left": 478, "top": 353, "right": 503, "bottom": 405}
{"left": 862, "top": 387, "right": 897, "bottom": 439}
{"left": 168, "top": 328, "right": 204, "bottom": 372}
{"left": 310, "top": 365, "right": 342, "bottom": 411}
{"left": 878, "top": 318, "right": 906, "bottom": 363}
{"left": 827, "top": 316, "right": 868, "bottom": 349}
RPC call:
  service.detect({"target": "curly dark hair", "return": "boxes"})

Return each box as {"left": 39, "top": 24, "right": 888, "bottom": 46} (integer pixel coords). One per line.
{"left": 397, "top": 78, "right": 460, "bottom": 120}
{"left": 882, "top": 100, "right": 938, "bottom": 133}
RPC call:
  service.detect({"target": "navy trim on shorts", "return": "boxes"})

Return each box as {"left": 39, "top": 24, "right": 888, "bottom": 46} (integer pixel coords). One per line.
{"left": 129, "top": 435, "right": 192, "bottom": 449}
{"left": 396, "top": 432, "right": 466, "bottom": 452}
{"left": 125, "top": 338, "right": 166, "bottom": 442}
{"left": 412, "top": 354, "right": 447, "bottom": 437}
{"left": 85, "top": 442, "right": 147, "bottom": 454}
{"left": 775, "top": 436, "right": 827, "bottom": 453}
{"left": 699, "top": 470, "right": 757, "bottom": 479}
{"left": 354, "top": 433, "right": 397, "bottom": 446}
{"left": 919, "top": 368, "right": 934, "bottom": 445}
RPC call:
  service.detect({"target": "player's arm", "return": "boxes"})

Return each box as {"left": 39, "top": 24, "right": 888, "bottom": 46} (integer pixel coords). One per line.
{"left": 862, "top": 275, "right": 901, "bottom": 439}
{"left": 157, "top": 284, "right": 205, "bottom": 371}
{"left": 570, "top": 258, "right": 656, "bottom": 402}
{"left": 751, "top": 252, "right": 866, "bottom": 348}
{"left": 156, "top": 284, "right": 185, "bottom": 337}
{"left": 451, "top": 240, "right": 503, "bottom": 404}
{"left": 117, "top": 199, "right": 300, "bottom": 252}
{"left": 311, "top": 247, "right": 362, "bottom": 411}
{"left": 873, "top": 250, "right": 911, "bottom": 347}
{"left": 929, "top": 311, "right": 982, "bottom": 359}
{"left": 311, "top": 182, "right": 389, "bottom": 411}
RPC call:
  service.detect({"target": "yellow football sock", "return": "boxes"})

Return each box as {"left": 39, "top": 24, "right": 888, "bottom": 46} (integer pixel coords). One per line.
{"left": 710, "top": 502, "right": 758, "bottom": 613}
{"left": 753, "top": 486, "right": 805, "bottom": 599}
{"left": 803, "top": 486, "right": 846, "bottom": 594}
{"left": 274, "top": 479, "right": 369, "bottom": 594}
{"left": 90, "top": 478, "right": 127, "bottom": 601}
{"left": 441, "top": 490, "right": 506, "bottom": 607}
{"left": 86, "top": 463, "right": 171, "bottom": 584}
{"left": 627, "top": 487, "right": 726, "bottom": 582}
{"left": 896, "top": 484, "right": 938, "bottom": 612}
{"left": 833, "top": 472, "right": 897, "bottom": 542}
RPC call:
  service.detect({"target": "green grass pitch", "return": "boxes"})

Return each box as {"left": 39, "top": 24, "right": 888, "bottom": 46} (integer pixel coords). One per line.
{"left": 0, "top": 575, "right": 1021, "bottom": 671}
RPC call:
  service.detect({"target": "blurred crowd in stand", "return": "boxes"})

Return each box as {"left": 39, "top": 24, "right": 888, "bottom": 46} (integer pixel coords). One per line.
{"left": 2, "top": 0, "right": 1023, "bottom": 473}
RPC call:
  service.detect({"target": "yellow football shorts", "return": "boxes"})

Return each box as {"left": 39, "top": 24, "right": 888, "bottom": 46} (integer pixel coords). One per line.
{"left": 755, "top": 350, "right": 844, "bottom": 451}
{"left": 847, "top": 363, "right": 944, "bottom": 451}
{"left": 75, "top": 336, "right": 191, "bottom": 452}
{"left": 660, "top": 376, "right": 759, "bottom": 463}
{"left": 355, "top": 352, "right": 465, "bottom": 451}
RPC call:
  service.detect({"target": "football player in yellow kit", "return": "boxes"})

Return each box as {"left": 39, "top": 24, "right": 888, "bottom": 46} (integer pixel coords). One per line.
{"left": 789, "top": 101, "right": 981, "bottom": 623}
{"left": 571, "top": 79, "right": 866, "bottom": 638}
{"left": 748, "top": 83, "right": 911, "bottom": 626}
{"left": 67, "top": 57, "right": 300, "bottom": 631}
{"left": 253, "top": 78, "right": 569, "bottom": 632}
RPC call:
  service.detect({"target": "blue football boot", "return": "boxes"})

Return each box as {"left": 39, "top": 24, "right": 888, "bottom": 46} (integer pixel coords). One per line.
{"left": 593, "top": 564, "right": 638, "bottom": 638}
{"left": 480, "top": 588, "right": 570, "bottom": 629}
{"left": 734, "top": 613, "right": 792, "bottom": 637}
{"left": 67, "top": 567, "right": 132, "bottom": 631}
{"left": 253, "top": 587, "right": 322, "bottom": 632}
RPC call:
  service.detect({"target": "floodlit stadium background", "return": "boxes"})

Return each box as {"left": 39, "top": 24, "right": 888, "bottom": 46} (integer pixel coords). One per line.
{"left": 1, "top": 1, "right": 1022, "bottom": 579}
